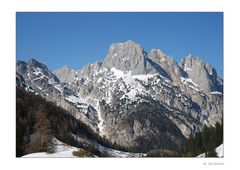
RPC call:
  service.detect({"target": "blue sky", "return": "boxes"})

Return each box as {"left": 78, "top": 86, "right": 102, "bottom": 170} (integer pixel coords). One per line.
{"left": 16, "top": 12, "right": 223, "bottom": 76}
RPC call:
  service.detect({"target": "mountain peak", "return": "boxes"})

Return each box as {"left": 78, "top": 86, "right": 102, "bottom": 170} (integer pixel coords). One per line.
{"left": 124, "top": 39, "right": 140, "bottom": 45}
{"left": 27, "top": 58, "right": 37, "bottom": 65}
{"left": 148, "top": 48, "right": 173, "bottom": 62}
{"left": 183, "top": 54, "right": 202, "bottom": 62}
{"left": 62, "top": 65, "right": 71, "bottom": 69}
{"left": 180, "top": 54, "right": 212, "bottom": 71}
{"left": 148, "top": 49, "right": 186, "bottom": 81}
{"left": 180, "top": 55, "right": 220, "bottom": 92}
{"left": 103, "top": 40, "right": 147, "bottom": 75}
{"left": 28, "top": 58, "right": 40, "bottom": 64}
{"left": 59, "top": 65, "right": 75, "bottom": 72}
{"left": 149, "top": 48, "right": 165, "bottom": 56}
{"left": 27, "top": 58, "right": 48, "bottom": 70}
{"left": 53, "top": 65, "right": 76, "bottom": 83}
{"left": 109, "top": 40, "right": 143, "bottom": 52}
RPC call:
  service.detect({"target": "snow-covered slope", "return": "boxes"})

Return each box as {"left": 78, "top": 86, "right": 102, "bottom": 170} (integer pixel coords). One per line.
{"left": 22, "top": 149, "right": 78, "bottom": 158}
{"left": 22, "top": 138, "right": 79, "bottom": 158}
{"left": 22, "top": 136, "right": 146, "bottom": 158}
{"left": 215, "top": 144, "right": 224, "bottom": 157}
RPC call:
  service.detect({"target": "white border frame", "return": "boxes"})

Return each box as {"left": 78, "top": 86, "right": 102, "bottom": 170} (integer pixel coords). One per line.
{"left": 1, "top": 0, "right": 239, "bottom": 170}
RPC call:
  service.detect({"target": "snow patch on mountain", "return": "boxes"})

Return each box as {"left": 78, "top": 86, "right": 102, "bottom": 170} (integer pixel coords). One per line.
{"left": 32, "top": 67, "right": 48, "bottom": 82}
{"left": 48, "top": 78, "right": 63, "bottom": 93}
{"left": 108, "top": 67, "right": 184, "bottom": 103}
{"left": 97, "top": 77, "right": 103, "bottom": 83}
{"left": 51, "top": 137, "right": 77, "bottom": 152}
{"left": 32, "top": 67, "right": 43, "bottom": 76}
{"left": 111, "top": 67, "right": 126, "bottom": 78}
{"left": 181, "top": 77, "right": 201, "bottom": 91}
{"left": 22, "top": 137, "right": 79, "bottom": 158}
{"left": 132, "top": 74, "right": 156, "bottom": 82}
{"left": 197, "top": 144, "right": 223, "bottom": 157}
{"left": 110, "top": 67, "right": 151, "bottom": 101}
{"left": 96, "top": 101, "right": 105, "bottom": 136}
{"left": 183, "top": 64, "right": 192, "bottom": 71}
{"left": 53, "top": 84, "right": 63, "bottom": 93}
{"left": 215, "top": 144, "right": 223, "bottom": 157}
{"left": 64, "top": 95, "right": 89, "bottom": 113}
{"left": 210, "top": 91, "right": 223, "bottom": 95}
{"left": 65, "top": 95, "right": 86, "bottom": 105}
{"left": 22, "top": 150, "right": 78, "bottom": 158}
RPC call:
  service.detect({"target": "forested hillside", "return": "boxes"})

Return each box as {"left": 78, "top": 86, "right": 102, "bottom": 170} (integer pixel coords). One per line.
{"left": 179, "top": 122, "right": 223, "bottom": 157}
{"left": 16, "top": 87, "right": 128, "bottom": 157}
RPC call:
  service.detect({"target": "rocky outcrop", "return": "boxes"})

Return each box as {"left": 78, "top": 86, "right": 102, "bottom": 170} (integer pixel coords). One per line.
{"left": 148, "top": 49, "right": 187, "bottom": 82}
{"left": 103, "top": 40, "right": 147, "bottom": 75}
{"left": 53, "top": 65, "right": 76, "bottom": 83}
{"left": 179, "top": 55, "right": 223, "bottom": 93}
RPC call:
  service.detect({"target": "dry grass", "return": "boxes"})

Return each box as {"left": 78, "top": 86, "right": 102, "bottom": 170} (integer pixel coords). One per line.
{"left": 72, "top": 149, "right": 94, "bottom": 157}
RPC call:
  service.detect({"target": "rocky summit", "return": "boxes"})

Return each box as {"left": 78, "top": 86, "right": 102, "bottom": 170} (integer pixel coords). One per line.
{"left": 16, "top": 40, "right": 223, "bottom": 152}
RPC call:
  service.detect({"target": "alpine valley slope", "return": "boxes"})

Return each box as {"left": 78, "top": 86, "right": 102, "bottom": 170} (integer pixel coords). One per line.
{"left": 17, "top": 40, "right": 223, "bottom": 152}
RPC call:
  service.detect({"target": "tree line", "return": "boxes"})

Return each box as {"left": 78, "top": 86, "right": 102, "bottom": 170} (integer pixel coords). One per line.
{"left": 179, "top": 121, "right": 223, "bottom": 157}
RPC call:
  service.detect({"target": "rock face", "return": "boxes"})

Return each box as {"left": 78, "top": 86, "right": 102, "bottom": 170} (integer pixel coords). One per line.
{"left": 148, "top": 49, "right": 187, "bottom": 82}
{"left": 179, "top": 55, "right": 223, "bottom": 93}
{"left": 53, "top": 65, "right": 76, "bottom": 83}
{"left": 102, "top": 40, "right": 170, "bottom": 78}
{"left": 103, "top": 40, "right": 147, "bottom": 75}
{"left": 16, "top": 40, "right": 223, "bottom": 152}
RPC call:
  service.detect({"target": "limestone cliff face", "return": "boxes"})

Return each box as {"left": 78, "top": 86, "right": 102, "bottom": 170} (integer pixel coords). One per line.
{"left": 102, "top": 40, "right": 170, "bottom": 78}
{"left": 179, "top": 55, "right": 223, "bottom": 93}
{"left": 148, "top": 49, "right": 187, "bottom": 82}
{"left": 53, "top": 65, "right": 76, "bottom": 83}
{"left": 103, "top": 40, "right": 148, "bottom": 75}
